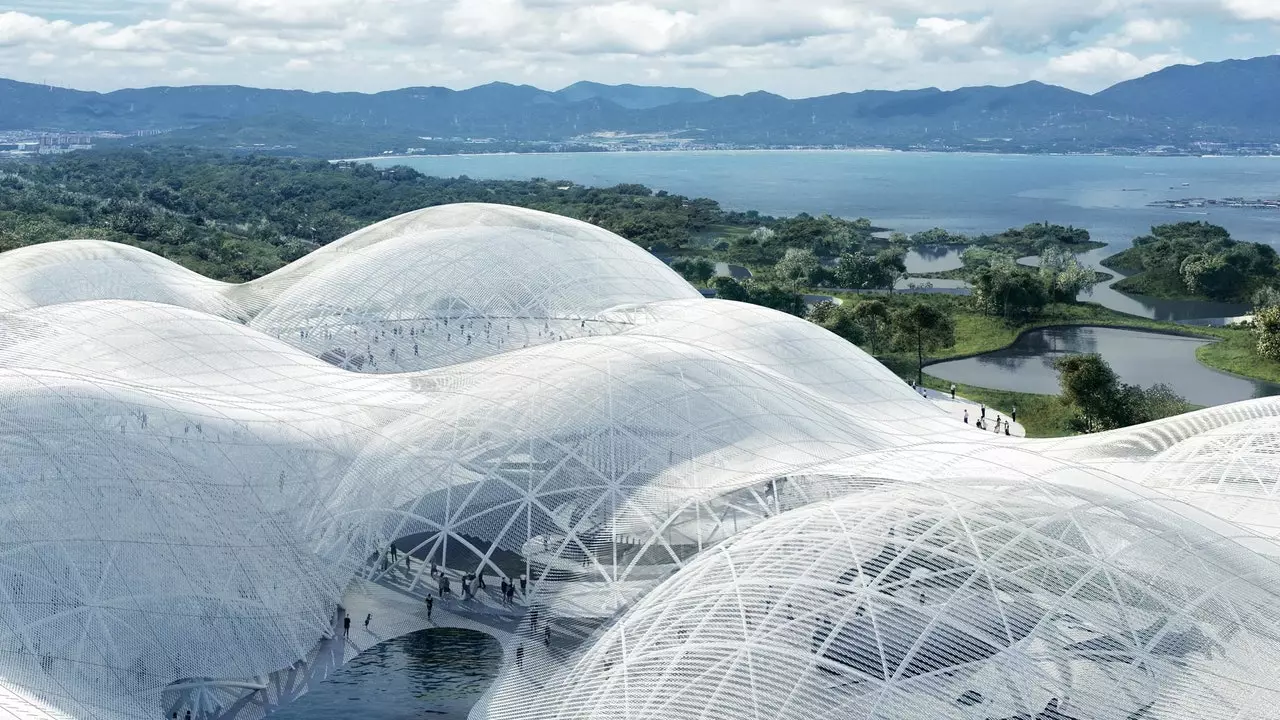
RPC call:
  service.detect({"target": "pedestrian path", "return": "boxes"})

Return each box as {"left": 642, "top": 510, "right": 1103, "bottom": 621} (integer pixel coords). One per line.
{"left": 914, "top": 385, "right": 1027, "bottom": 438}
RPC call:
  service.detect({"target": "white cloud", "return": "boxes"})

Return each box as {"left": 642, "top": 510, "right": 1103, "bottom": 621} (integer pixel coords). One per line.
{"left": 1116, "top": 18, "right": 1187, "bottom": 45}
{"left": 1043, "top": 46, "right": 1196, "bottom": 90}
{"left": 1223, "top": 0, "right": 1280, "bottom": 22}
{"left": 0, "top": 0, "right": 1263, "bottom": 97}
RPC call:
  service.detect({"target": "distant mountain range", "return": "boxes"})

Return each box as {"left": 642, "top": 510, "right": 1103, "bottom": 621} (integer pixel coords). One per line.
{"left": 4, "top": 55, "right": 1279, "bottom": 156}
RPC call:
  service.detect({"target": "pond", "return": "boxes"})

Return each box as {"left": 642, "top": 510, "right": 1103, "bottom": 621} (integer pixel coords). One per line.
{"left": 904, "top": 246, "right": 965, "bottom": 274}
{"left": 925, "top": 326, "right": 1280, "bottom": 407}
{"left": 268, "top": 628, "right": 502, "bottom": 720}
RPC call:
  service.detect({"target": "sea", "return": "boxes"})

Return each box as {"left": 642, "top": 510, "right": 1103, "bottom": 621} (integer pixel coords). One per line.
{"left": 367, "top": 150, "right": 1280, "bottom": 246}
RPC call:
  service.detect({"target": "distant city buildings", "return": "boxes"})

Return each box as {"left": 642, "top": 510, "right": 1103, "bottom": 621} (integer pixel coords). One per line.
{"left": 0, "top": 130, "right": 126, "bottom": 157}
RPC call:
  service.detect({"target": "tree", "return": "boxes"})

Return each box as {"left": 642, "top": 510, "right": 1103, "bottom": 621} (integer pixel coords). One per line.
{"left": 1055, "top": 354, "right": 1122, "bottom": 433}
{"left": 851, "top": 299, "right": 891, "bottom": 354}
{"left": 875, "top": 248, "right": 908, "bottom": 294}
{"left": 712, "top": 276, "right": 750, "bottom": 302}
{"left": 970, "top": 258, "right": 1049, "bottom": 320}
{"left": 1253, "top": 285, "right": 1280, "bottom": 311}
{"left": 808, "top": 301, "right": 864, "bottom": 345}
{"left": 744, "top": 282, "right": 808, "bottom": 317}
{"left": 1039, "top": 246, "right": 1095, "bottom": 302}
{"left": 775, "top": 248, "right": 822, "bottom": 289}
{"left": 892, "top": 303, "right": 956, "bottom": 385}
{"left": 1181, "top": 253, "right": 1244, "bottom": 300}
{"left": 670, "top": 256, "right": 715, "bottom": 285}
{"left": 835, "top": 252, "right": 879, "bottom": 289}
{"left": 1133, "top": 383, "right": 1193, "bottom": 423}
{"left": 1256, "top": 305, "right": 1280, "bottom": 361}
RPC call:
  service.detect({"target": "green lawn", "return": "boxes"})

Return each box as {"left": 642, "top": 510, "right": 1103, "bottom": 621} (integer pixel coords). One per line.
{"left": 1196, "top": 325, "right": 1280, "bottom": 383}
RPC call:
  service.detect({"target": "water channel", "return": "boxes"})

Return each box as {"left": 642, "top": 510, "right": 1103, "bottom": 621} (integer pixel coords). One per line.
{"left": 926, "top": 326, "right": 1280, "bottom": 407}
{"left": 268, "top": 629, "right": 502, "bottom": 720}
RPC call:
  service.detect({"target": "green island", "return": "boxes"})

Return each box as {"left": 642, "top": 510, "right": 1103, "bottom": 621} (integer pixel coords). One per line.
{"left": 1101, "top": 220, "right": 1279, "bottom": 303}
{"left": 3, "top": 147, "right": 1280, "bottom": 438}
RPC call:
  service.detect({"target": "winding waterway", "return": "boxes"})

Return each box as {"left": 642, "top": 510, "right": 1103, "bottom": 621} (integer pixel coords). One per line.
{"left": 926, "top": 326, "right": 1280, "bottom": 406}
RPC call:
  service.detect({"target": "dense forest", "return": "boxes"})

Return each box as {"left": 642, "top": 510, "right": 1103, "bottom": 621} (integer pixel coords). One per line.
{"left": 0, "top": 149, "right": 762, "bottom": 280}
{"left": 1102, "top": 221, "right": 1280, "bottom": 302}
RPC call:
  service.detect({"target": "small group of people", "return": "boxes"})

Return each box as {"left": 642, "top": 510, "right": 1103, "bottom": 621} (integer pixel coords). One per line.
{"left": 962, "top": 403, "right": 1017, "bottom": 436}
{"left": 499, "top": 577, "right": 521, "bottom": 605}
{"left": 340, "top": 612, "right": 371, "bottom": 638}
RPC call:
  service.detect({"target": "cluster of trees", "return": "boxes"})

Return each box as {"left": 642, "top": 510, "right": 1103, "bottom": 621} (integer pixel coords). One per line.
{"left": 721, "top": 214, "right": 877, "bottom": 266}
{"left": 765, "top": 246, "right": 909, "bottom": 292}
{"left": 809, "top": 298, "right": 956, "bottom": 383}
{"left": 709, "top": 276, "right": 808, "bottom": 316}
{"left": 1055, "top": 354, "right": 1192, "bottom": 432}
{"left": 965, "top": 246, "right": 1095, "bottom": 320}
{"left": 911, "top": 222, "right": 1093, "bottom": 255}
{"left": 0, "top": 148, "right": 909, "bottom": 283}
{"left": 1108, "top": 222, "right": 1279, "bottom": 302}
{"left": 669, "top": 257, "right": 716, "bottom": 285}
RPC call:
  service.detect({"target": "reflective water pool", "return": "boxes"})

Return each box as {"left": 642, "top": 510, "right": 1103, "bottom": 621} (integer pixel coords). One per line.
{"left": 926, "top": 326, "right": 1280, "bottom": 407}
{"left": 269, "top": 629, "right": 502, "bottom": 720}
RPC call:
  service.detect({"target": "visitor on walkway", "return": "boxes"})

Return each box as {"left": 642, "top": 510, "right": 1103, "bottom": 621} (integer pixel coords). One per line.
{"left": 390, "top": 544, "right": 398, "bottom": 562}
{"left": 1005, "top": 424, "right": 1011, "bottom": 436}
{"left": 980, "top": 404, "right": 986, "bottom": 421}
{"left": 364, "top": 613, "right": 371, "bottom": 630}
{"left": 461, "top": 575, "right": 471, "bottom": 600}
{"left": 544, "top": 623, "right": 552, "bottom": 646}
{"left": 405, "top": 554, "right": 411, "bottom": 571}
{"left": 950, "top": 383, "right": 956, "bottom": 400}
{"left": 425, "top": 595, "right": 433, "bottom": 621}
{"left": 516, "top": 645, "right": 524, "bottom": 668}
{"left": 995, "top": 416, "right": 1002, "bottom": 433}
{"left": 430, "top": 562, "right": 438, "bottom": 578}
{"left": 477, "top": 572, "right": 486, "bottom": 590}
{"left": 1012, "top": 405, "right": 1018, "bottom": 423}
{"left": 500, "top": 578, "right": 509, "bottom": 605}
{"left": 530, "top": 608, "right": 539, "bottom": 632}
{"left": 519, "top": 575, "right": 527, "bottom": 595}
{"left": 963, "top": 409, "right": 969, "bottom": 424}
{"left": 343, "top": 615, "right": 350, "bottom": 638}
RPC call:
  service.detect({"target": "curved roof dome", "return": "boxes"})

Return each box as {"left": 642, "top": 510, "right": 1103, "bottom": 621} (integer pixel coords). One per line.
{"left": 0, "top": 240, "right": 239, "bottom": 317}
{"left": 246, "top": 206, "right": 700, "bottom": 371}
{"left": 525, "top": 474, "right": 1280, "bottom": 720}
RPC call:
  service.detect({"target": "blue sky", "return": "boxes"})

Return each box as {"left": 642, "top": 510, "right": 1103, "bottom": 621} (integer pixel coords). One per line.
{"left": 1, "top": 1, "right": 1277, "bottom": 96}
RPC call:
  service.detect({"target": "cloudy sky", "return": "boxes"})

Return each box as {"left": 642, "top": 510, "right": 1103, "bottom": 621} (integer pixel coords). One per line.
{"left": 1, "top": 0, "right": 1277, "bottom": 97}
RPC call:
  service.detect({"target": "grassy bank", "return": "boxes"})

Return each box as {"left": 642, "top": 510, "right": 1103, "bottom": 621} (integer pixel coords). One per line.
{"left": 878, "top": 354, "right": 1076, "bottom": 437}
{"left": 1196, "top": 325, "right": 1280, "bottom": 384}
{"left": 857, "top": 296, "right": 1274, "bottom": 438}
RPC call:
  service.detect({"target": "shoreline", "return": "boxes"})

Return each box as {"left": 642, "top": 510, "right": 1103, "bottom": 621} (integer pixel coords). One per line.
{"left": 339, "top": 148, "right": 1280, "bottom": 163}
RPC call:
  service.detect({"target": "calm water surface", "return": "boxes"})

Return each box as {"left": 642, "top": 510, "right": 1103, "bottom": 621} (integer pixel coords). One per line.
{"left": 269, "top": 629, "right": 502, "bottom": 720}
{"left": 927, "top": 326, "right": 1280, "bottom": 406}
{"left": 372, "top": 151, "right": 1280, "bottom": 320}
